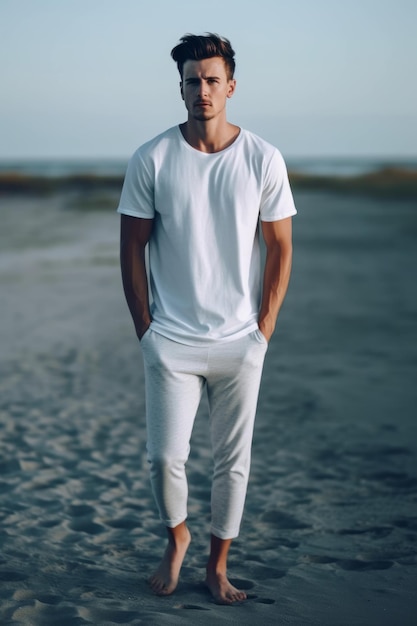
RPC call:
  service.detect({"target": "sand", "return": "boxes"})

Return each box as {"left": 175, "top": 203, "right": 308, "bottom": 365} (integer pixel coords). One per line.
{"left": 0, "top": 187, "right": 416, "bottom": 625}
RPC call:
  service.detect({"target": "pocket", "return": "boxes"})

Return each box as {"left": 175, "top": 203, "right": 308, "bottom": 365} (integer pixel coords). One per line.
{"left": 140, "top": 327, "right": 152, "bottom": 343}
{"left": 253, "top": 328, "right": 268, "bottom": 347}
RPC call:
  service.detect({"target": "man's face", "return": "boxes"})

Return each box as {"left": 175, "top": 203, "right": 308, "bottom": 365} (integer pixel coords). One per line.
{"left": 180, "top": 57, "right": 236, "bottom": 122}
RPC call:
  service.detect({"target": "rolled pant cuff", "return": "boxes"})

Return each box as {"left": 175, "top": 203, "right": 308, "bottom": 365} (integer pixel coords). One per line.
{"left": 163, "top": 515, "right": 188, "bottom": 529}
{"left": 210, "top": 524, "right": 240, "bottom": 540}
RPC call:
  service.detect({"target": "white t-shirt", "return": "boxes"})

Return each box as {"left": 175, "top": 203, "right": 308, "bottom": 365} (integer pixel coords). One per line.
{"left": 117, "top": 125, "right": 297, "bottom": 345}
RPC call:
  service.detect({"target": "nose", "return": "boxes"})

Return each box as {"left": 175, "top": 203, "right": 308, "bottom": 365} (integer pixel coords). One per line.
{"left": 197, "top": 79, "right": 207, "bottom": 98}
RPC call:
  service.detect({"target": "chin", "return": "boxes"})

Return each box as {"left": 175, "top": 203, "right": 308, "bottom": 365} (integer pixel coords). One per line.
{"left": 192, "top": 112, "right": 215, "bottom": 122}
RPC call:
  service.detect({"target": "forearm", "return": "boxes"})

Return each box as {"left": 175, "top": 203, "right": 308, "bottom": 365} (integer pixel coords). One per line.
{"left": 120, "top": 240, "right": 152, "bottom": 340}
{"left": 258, "top": 242, "right": 293, "bottom": 341}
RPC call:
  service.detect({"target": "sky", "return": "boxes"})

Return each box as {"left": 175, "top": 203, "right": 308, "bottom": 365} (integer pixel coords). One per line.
{"left": 1, "top": 0, "right": 416, "bottom": 160}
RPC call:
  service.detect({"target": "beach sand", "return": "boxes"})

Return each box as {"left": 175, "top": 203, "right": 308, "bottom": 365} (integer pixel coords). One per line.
{"left": 0, "top": 187, "right": 416, "bottom": 625}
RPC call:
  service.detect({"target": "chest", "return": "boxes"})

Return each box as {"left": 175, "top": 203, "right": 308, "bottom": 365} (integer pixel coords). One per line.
{"left": 153, "top": 152, "right": 264, "bottom": 229}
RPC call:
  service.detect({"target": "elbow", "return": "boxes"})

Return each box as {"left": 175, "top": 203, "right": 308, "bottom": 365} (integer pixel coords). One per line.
{"left": 268, "top": 239, "right": 292, "bottom": 263}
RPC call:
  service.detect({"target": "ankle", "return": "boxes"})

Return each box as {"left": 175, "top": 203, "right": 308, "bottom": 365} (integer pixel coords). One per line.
{"left": 206, "top": 559, "right": 227, "bottom": 577}
{"left": 206, "top": 535, "right": 232, "bottom": 576}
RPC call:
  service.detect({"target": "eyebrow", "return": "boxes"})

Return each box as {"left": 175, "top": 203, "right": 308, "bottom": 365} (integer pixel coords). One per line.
{"left": 184, "top": 75, "right": 220, "bottom": 83}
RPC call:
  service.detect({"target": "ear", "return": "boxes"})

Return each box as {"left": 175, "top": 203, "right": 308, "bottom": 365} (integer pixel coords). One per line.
{"left": 180, "top": 81, "right": 184, "bottom": 100}
{"left": 227, "top": 79, "right": 236, "bottom": 99}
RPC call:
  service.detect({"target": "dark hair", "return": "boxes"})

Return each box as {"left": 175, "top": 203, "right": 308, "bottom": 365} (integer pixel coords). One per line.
{"left": 171, "top": 33, "right": 236, "bottom": 80}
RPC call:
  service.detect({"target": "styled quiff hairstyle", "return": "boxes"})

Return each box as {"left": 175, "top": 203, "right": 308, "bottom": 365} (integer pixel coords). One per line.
{"left": 171, "top": 33, "right": 236, "bottom": 80}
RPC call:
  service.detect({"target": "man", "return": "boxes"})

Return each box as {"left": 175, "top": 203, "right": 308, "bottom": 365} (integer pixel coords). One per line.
{"left": 118, "top": 33, "right": 296, "bottom": 604}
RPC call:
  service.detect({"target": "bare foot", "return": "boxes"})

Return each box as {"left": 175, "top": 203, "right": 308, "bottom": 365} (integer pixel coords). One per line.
{"left": 205, "top": 570, "right": 247, "bottom": 605}
{"left": 149, "top": 524, "right": 191, "bottom": 596}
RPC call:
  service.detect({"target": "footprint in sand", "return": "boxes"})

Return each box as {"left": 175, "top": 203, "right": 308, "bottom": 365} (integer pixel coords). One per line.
{"left": 260, "top": 510, "right": 310, "bottom": 529}
{"left": 336, "top": 559, "right": 394, "bottom": 571}
{"left": 69, "top": 518, "right": 104, "bottom": 535}
{"left": 302, "top": 555, "right": 394, "bottom": 570}
{"left": 0, "top": 570, "right": 28, "bottom": 582}
{"left": 67, "top": 503, "right": 105, "bottom": 535}
{"left": 338, "top": 526, "right": 393, "bottom": 539}
{"left": 174, "top": 604, "right": 211, "bottom": 610}
{"left": 255, "top": 597, "right": 276, "bottom": 604}
{"left": 392, "top": 517, "right": 417, "bottom": 531}
{"left": 229, "top": 578, "right": 255, "bottom": 589}
{"left": 302, "top": 554, "right": 336, "bottom": 564}
{"left": 246, "top": 565, "right": 286, "bottom": 580}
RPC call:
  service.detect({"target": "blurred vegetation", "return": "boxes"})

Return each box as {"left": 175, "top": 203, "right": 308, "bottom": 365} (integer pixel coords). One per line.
{"left": 289, "top": 167, "right": 417, "bottom": 200}
{"left": 1, "top": 167, "right": 417, "bottom": 201}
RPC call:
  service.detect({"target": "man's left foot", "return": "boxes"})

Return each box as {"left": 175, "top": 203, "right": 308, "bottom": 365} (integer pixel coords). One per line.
{"left": 205, "top": 570, "right": 247, "bottom": 604}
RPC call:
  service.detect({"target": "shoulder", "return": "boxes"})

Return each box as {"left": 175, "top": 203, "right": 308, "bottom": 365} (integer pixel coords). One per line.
{"left": 238, "top": 129, "right": 288, "bottom": 176}
{"left": 239, "top": 129, "right": 286, "bottom": 164}
{"left": 130, "top": 126, "right": 180, "bottom": 163}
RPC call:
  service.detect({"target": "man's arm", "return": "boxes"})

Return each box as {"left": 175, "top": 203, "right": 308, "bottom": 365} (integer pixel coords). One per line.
{"left": 120, "top": 214, "right": 154, "bottom": 340}
{"left": 258, "top": 217, "right": 293, "bottom": 342}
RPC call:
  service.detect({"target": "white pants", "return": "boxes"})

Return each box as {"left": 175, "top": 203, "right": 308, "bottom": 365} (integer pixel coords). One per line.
{"left": 140, "top": 328, "right": 268, "bottom": 539}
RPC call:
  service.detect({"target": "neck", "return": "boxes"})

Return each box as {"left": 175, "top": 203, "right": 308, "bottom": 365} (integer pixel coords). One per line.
{"left": 180, "top": 119, "right": 240, "bottom": 153}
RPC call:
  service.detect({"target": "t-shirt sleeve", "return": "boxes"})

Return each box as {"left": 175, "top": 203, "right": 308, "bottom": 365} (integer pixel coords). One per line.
{"left": 117, "top": 150, "right": 155, "bottom": 218}
{"left": 259, "top": 149, "right": 297, "bottom": 221}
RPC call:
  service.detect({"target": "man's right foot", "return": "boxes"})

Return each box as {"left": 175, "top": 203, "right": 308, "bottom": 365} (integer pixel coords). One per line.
{"left": 148, "top": 523, "right": 191, "bottom": 596}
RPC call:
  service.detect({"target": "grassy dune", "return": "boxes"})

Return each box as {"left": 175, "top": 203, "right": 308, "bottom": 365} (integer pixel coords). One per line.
{"left": 289, "top": 166, "right": 417, "bottom": 199}
{"left": 0, "top": 172, "right": 123, "bottom": 195}
{"left": 1, "top": 166, "right": 417, "bottom": 200}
